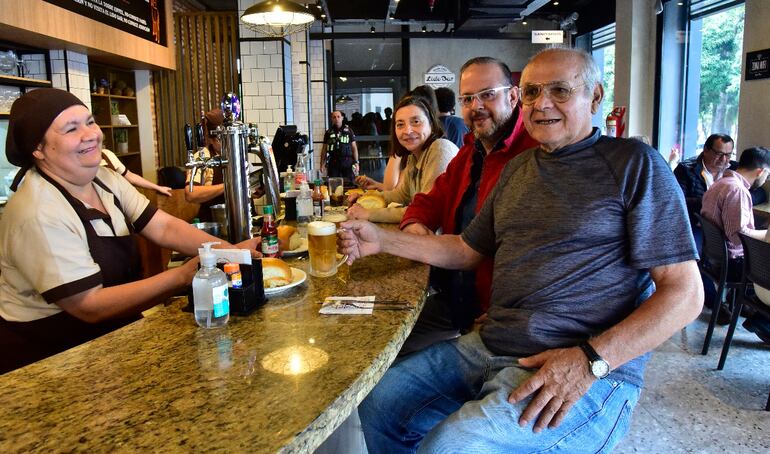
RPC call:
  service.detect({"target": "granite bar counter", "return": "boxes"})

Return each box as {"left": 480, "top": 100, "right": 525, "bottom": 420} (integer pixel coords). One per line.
{"left": 0, "top": 251, "right": 429, "bottom": 453}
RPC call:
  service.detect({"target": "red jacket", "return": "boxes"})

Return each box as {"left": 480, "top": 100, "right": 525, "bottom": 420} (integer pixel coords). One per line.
{"left": 400, "top": 108, "right": 537, "bottom": 312}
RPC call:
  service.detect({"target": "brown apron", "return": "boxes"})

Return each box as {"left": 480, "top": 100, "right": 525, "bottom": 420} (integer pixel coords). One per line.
{"left": 0, "top": 174, "right": 142, "bottom": 374}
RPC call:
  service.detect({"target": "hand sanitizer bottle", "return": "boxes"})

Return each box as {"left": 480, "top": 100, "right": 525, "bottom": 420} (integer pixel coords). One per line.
{"left": 193, "top": 242, "right": 230, "bottom": 328}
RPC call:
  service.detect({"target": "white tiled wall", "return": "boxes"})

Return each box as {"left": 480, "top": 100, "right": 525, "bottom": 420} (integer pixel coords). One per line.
{"left": 309, "top": 39, "right": 329, "bottom": 170}
{"left": 49, "top": 50, "right": 92, "bottom": 110}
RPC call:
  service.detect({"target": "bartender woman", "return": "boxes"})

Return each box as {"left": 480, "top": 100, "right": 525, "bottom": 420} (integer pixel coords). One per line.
{"left": 0, "top": 89, "right": 258, "bottom": 374}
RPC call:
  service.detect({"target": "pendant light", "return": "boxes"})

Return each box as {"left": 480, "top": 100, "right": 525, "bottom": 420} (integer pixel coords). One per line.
{"left": 241, "top": 0, "right": 316, "bottom": 38}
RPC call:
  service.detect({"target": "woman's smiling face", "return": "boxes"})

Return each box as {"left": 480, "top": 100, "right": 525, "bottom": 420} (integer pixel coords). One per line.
{"left": 395, "top": 104, "right": 432, "bottom": 154}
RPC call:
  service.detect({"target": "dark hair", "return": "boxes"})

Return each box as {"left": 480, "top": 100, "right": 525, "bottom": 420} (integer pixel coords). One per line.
{"left": 408, "top": 85, "right": 438, "bottom": 116}
{"left": 738, "top": 147, "right": 770, "bottom": 170}
{"left": 389, "top": 95, "right": 445, "bottom": 159}
{"left": 704, "top": 133, "right": 734, "bottom": 150}
{"left": 460, "top": 57, "right": 513, "bottom": 86}
{"left": 434, "top": 87, "right": 456, "bottom": 113}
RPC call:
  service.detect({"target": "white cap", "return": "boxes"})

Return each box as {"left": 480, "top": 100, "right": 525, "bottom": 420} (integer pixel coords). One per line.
{"left": 200, "top": 241, "right": 220, "bottom": 267}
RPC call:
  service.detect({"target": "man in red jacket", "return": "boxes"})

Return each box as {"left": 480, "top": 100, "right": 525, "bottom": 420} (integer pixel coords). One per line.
{"left": 399, "top": 56, "right": 538, "bottom": 354}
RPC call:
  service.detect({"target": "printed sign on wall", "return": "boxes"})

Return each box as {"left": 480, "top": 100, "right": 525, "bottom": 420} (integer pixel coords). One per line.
{"left": 746, "top": 49, "right": 770, "bottom": 81}
{"left": 532, "top": 30, "right": 564, "bottom": 44}
{"left": 44, "top": 0, "right": 166, "bottom": 46}
{"left": 424, "top": 65, "right": 456, "bottom": 89}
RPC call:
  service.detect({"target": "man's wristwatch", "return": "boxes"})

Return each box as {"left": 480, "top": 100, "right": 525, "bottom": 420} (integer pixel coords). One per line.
{"left": 579, "top": 341, "right": 610, "bottom": 379}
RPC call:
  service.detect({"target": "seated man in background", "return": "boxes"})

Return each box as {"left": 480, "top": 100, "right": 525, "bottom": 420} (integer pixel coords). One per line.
{"left": 398, "top": 56, "right": 537, "bottom": 354}
{"left": 185, "top": 108, "right": 225, "bottom": 221}
{"left": 434, "top": 86, "right": 469, "bottom": 149}
{"left": 674, "top": 134, "right": 767, "bottom": 321}
{"left": 701, "top": 146, "right": 770, "bottom": 343}
{"left": 341, "top": 48, "right": 702, "bottom": 452}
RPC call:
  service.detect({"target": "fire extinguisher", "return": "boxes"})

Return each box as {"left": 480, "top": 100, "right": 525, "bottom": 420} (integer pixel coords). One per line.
{"left": 605, "top": 106, "right": 626, "bottom": 138}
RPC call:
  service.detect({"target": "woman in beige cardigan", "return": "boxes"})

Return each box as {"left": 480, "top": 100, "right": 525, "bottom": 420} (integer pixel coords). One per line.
{"left": 347, "top": 96, "right": 458, "bottom": 223}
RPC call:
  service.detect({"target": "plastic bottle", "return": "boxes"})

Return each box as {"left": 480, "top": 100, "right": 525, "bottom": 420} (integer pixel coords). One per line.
{"left": 312, "top": 178, "right": 325, "bottom": 220}
{"left": 284, "top": 165, "right": 294, "bottom": 192}
{"left": 192, "top": 242, "right": 229, "bottom": 328}
{"left": 296, "top": 181, "right": 313, "bottom": 237}
{"left": 261, "top": 205, "right": 279, "bottom": 257}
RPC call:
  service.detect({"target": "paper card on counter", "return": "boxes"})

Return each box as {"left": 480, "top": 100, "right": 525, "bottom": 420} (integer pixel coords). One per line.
{"left": 319, "top": 296, "right": 375, "bottom": 315}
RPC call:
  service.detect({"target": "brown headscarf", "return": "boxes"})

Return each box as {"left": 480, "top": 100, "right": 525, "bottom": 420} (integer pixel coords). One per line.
{"left": 5, "top": 88, "right": 86, "bottom": 191}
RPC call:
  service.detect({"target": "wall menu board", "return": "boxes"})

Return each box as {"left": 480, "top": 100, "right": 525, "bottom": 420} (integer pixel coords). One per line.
{"left": 43, "top": 0, "right": 166, "bottom": 46}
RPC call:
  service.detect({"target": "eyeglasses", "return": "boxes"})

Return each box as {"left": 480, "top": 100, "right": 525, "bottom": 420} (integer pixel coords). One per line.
{"left": 457, "top": 86, "right": 511, "bottom": 107}
{"left": 707, "top": 148, "right": 732, "bottom": 159}
{"left": 518, "top": 81, "right": 587, "bottom": 105}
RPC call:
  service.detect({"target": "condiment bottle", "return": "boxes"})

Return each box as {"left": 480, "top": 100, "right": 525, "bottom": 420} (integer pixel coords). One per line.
{"left": 192, "top": 242, "right": 229, "bottom": 328}
{"left": 224, "top": 262, "right": 242, "bottom": 289}
{"left": 312, "top": 178, "right": 325, "bottom": 220}
{"left": 296, "top": 182, "right": 313, "bottom": 237}
{"left": 261, "top": 205, "right": 279, "bottom": 257}
{"left": 284, "top": 165, "right": 294, "bottom": 192}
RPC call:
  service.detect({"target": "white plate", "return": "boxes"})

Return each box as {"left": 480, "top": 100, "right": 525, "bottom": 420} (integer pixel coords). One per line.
{"left": 264, "top": 267, "right": 306, "bottom": 295}
{"left": 281, "top": 237, "right": 308, "bottom": 257}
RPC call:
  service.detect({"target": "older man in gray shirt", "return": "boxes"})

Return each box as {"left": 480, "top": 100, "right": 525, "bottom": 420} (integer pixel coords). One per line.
{"left": 339, "top": 48, "right": 702, "bottom": 453}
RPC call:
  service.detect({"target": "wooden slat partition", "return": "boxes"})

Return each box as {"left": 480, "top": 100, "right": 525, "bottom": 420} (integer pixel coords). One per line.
{"left": 152, "top": 12, "right": 239, "bottom": 168}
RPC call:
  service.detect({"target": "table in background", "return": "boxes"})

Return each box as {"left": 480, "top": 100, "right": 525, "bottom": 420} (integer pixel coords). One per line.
{"left": 0, "top": 247, "right": 429, "bottom": 453}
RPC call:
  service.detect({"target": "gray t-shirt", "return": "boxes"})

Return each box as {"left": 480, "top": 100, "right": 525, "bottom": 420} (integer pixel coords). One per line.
{"left": 461, "top": 128, "right": 697, "bottom": 386}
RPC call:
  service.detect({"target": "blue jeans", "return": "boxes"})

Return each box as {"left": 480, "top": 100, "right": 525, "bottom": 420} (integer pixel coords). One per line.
{"left": 359, "top": 331, "right": 641, "bottom": 454}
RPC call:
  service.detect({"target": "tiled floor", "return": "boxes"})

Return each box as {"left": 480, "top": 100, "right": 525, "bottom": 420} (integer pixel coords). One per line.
{"left": 616, "top": 310, "right": 770, "bottom": 453}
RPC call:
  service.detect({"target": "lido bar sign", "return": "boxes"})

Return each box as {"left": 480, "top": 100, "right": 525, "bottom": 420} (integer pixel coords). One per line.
{"left": 44, "top": 0, "right": 166, "bottom": 46}
{"left": 424, "top": 65, "right": 456, "bottom": 89}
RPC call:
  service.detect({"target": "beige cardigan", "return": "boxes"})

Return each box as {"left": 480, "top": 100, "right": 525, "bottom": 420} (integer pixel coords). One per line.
{"left": 368, "top": 138, "right": 459, "bottom": 223}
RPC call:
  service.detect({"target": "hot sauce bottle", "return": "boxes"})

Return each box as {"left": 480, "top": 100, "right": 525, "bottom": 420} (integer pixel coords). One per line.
{"left": 261, "top": 205, "right": 279, "bottom": 258}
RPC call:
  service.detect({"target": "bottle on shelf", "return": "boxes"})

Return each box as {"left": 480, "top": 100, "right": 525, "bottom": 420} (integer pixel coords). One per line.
{"left": 294, "top": 153, "right": 308, "bottom": 188}
{"left": 261, "top": 205, "right": 279, "bottom": 258}
{"left": 192, "top": 242, "right": 230, "bottom": 328}
{"left": 284, "top": 165, "right": 294, "bottom": 192}
{"left": 296, "top": 181, "right": 313, "bottom": 237}
{"left": 312, "top": 178, "right": 325, "bottom": 220}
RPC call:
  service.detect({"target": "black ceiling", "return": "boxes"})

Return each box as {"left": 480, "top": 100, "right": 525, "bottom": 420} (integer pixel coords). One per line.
{"left": 196, "top": 0, "right": 615, "bottom": 36}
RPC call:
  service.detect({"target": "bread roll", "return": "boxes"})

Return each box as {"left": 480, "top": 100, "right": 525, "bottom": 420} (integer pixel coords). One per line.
{"left": 262, "top": 257, "right": 293, "bottom": 288}
{"left": 357, "top": 193, "right": 386, "bottom": 210}
{"left": 277, "top": 225, "right": 297, "bottom": 251}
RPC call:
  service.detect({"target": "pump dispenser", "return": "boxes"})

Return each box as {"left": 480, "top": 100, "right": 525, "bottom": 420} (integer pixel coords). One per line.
{"left": 192, "top": 242, "right": 230, "bottom": 328}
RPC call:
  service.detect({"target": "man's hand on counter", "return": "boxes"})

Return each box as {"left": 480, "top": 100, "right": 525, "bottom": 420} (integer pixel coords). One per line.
{"left": 338, "top": 220, "right": 382, "bottom": 265}
{"left": 232, "top": 237, "right": 263, "bottom": 258}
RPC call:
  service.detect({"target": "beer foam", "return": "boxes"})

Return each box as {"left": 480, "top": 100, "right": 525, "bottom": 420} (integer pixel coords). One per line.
{"left": 308, "top": 221, "right": 336, "bottom": 236}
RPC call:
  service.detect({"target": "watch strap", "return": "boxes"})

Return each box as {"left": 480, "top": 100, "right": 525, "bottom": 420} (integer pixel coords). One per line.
{"left": 579, "top": 341, "right": 602, "bottom": 362}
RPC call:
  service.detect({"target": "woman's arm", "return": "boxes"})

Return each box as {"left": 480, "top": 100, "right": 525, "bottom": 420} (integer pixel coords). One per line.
{"left": 382, "top": 156, "right": 402, "bottom": 191}
{"left": 124, "top": 170, "right": 172, "bottom": 196}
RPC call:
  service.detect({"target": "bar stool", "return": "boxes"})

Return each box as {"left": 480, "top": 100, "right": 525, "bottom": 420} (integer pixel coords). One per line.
{"left": 695, "top": 213, "right": 742, "bottom": 355}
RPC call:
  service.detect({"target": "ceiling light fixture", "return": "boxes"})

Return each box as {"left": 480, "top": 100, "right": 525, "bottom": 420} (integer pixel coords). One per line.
{"left": 368, "top": 48, "right": 373, "bottom": 51}
{"left": 339, "top": 77, "right": 347, "bottom": 81}
{"left": 522, "top": 18, "right": 528, "bottom": 25}
{"left": 241, "top": 0, "right": 315, "bottom": 38}
{"left": 553, "top": 1, "right": 560, "bottom": 5}
{"left": 371, "top": 26, "right": 376, "bottom": 33}
{"left": 422, "top": 25, "right": 427, "bottom": 32}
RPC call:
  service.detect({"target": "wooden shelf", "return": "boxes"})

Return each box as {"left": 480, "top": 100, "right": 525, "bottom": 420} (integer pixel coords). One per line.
{"left": 98, "top": 124, "right": 138, "bottom": 129}
{"left": 0, "top": 112, "right": 9, "bottom": 119}
{"left": 0, "top": 74, "right": 52, "bottom": 88}
{"left": 115, "top": 151, "right": 141, "bottom": 157}
{"left": 91, "top": 93, "right": 136, "bottom": 100}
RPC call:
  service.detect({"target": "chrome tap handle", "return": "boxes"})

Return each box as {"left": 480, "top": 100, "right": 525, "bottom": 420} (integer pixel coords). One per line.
{"left": 188, "top": 166, "right": 197, "bottom": 193}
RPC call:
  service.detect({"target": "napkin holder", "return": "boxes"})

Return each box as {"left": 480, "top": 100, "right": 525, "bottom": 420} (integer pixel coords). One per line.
{"left": 187, "top": 248, "right": 266, "bottom": 315}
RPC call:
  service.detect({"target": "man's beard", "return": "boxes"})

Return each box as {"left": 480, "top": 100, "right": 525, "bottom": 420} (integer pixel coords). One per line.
{"left": 471, "top": 107, "right": 513, "bottom": 141}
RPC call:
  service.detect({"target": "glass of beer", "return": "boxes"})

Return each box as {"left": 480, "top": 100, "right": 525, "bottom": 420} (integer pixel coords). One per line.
{"left": 329, "top": 177, "right": 345, "bottom": 207}
{"left": 322, "top": 212, "right": 348, "bottom": 229}
{"left": 307, "top": 221, "right": 348, "bottom": 277}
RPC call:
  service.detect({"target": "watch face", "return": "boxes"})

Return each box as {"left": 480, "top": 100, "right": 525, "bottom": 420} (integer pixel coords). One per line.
{"left": 591, "top": 360, "right": 610, "bottom": 378}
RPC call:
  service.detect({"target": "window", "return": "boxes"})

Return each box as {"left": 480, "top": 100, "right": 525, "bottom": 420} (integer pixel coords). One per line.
{"left": 658, "top": 0, "right": 745, "bottom": 159}
{"left": 682, "top": 1, "right": 745, "bottom": 157}
{"left": 591, "top": 24, "right": 616, "bottom": 131}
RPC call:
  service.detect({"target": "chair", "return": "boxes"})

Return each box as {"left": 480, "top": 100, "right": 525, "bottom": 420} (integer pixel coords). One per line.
{"left": 718, "top": 233, "right": 770, "bottom": 410}
{"left": 695, "top": 213, "right": 742, "bottom": 355}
